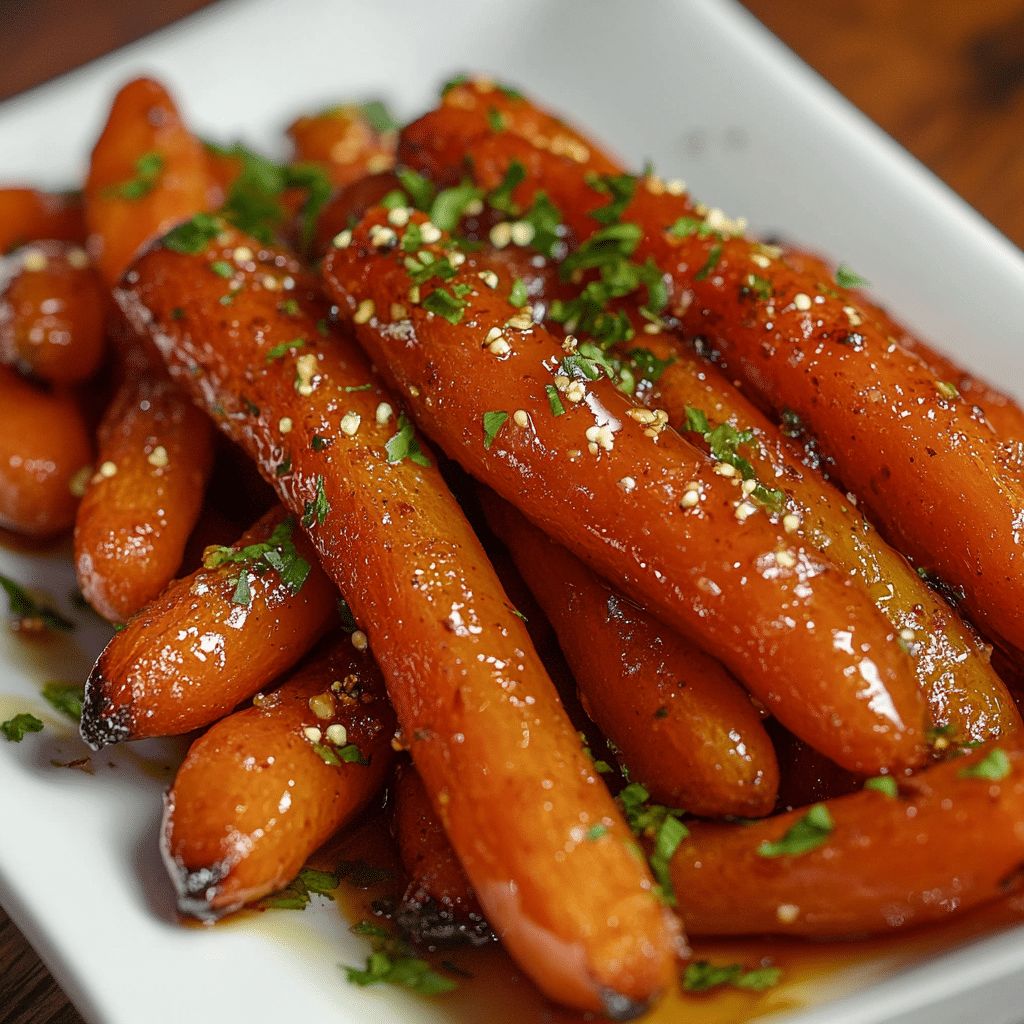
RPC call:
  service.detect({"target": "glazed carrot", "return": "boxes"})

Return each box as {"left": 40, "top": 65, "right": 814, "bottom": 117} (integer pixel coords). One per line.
{"left": 622, "top": 330, "right": 1019, "bottom": 743}
{"left": 0, "top": 241, "right": 108, "bottom": 383}
{"left": 0, "top": 364, "right": 92, "bottom": 536}
{"left": 287, "top": 103, "right": 396, "bottom": 188}
{"left": 482, "top": 489, "right": 779, "bottom": 816}
{"left": 390, "top": 758, "right": 493, "bottom": 946}
{"left": 80, "top": 504, "right": 339, "bottom": 747}
{"left": 162, "top": 633, "right": 395, "bottom": 918}
{"left": 323, "top": 208, "right": 926, "bottom": 777}
{"left": 0, "top": 188, "right": 85, "bottom": 254}
{"left": 73, "top": 349, "right": 215, "bottom": 622}
{"left": 399, "top": 99, "right": 1024, "bottom": 652}
{"left": 671, "top": 739, "right": 1024, "bottom": 937}
{"left": 117, "top": 222, "right": 681, "bottom": 1016}
{"left": 84, "top": 77, "right": 215, "bottom": 286}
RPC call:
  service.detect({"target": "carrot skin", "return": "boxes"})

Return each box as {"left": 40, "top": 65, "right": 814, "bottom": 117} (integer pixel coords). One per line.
{"left": 323, "top": 209, "right": 927, "bottom": 777}
{"left": 163, "top": 634, "right": 395, "bottom": 917}
{"left": 0, "top": 188, "right": 85, "bottom": 254}
{"left": 80, "top": 504, "right": 339, "bottom": 746}
{"left": 117, "top": 225, "right": 682, "bottom": 1015}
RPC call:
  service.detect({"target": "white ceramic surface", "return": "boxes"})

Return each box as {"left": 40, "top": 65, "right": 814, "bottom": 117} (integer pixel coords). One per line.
{"left": 2, "top": 2, "right": 1024, "bottom": 1023}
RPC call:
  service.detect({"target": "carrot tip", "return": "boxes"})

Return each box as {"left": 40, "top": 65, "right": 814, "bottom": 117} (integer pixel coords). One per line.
{"left": 79, "top": 668, "right": 134, "bottom": 750}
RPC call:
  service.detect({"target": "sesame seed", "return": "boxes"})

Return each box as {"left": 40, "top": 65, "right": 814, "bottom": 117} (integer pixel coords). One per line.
{"left": 665, "top": 178, "right": 686, "bottom": 195}
{"left": 843, "top": 305, "right": 863, "bottom": 326}
{"left": 333, "top": 229, "right": 353, "bottom": 249}
{"left": 794, "top": 293, "right": 812, "bottom": 311}
{"left": 147, "top": 445, "right": 169, "bottom": 468}
{"left": 735, "top": 501, "right": 757, "bottom": 522}
{"left": 326, "top": 723, "right": 348, "bottom": 746}
{"left": 365, "top": 153, "right": 392, "bottom": 174}
{"left": 408, "top": 385, "right": 420, "bottom": 397}
{"left": 465, "top": 198, "right": 484, "bottom": 216}
{"left": 21, "top": 250, "right": 46, "bottom": 272}
{"left": 506, "top": 312, "right": 533, "bottom": 330}
{"left": 900, "top": 628, "right": 915, "bottom": 642}
{"left": 741, "top": 478, "right": 757, "bottom": 495}
{"left": 340, "top": 412, "right": 361, "bottom": 436}
{"left": 232, "top": 245, "right": 253, "bottom": 263}
{"left": 643, "top": 322, "right": 662, "bottom": 334}
{"left": 618, "top": 476, "right": 636, "bottom": 492}
{"left": 66, "top": 248, "right": 89, "bottom": 269}
{"left": 68, "top": 465, "right": 91, "bottom": 497}
{"left": 390, "top": 302, "right": 407, "bottom": 320}
{"left": 408, "top": 285, "right": 421, "bottom": 304}
{"left": 478, "top": 270, "right": 499, "bottom": 289}
{"left": 627, "top": 408, "right": 656, "bottom": 424}
{"left": 279, "top": 417, "right": 293, "bottom": 434}
{"left": 782, "top": 513, "right": 801, "bottom": 533}
{"left": 776, "top": 549, "right": 798, "bottom": 569}
{"left": 714, "top": 463, "right": 738, "bottom": 478}
{"left": 387, "top": 207, "right": 409, "bottom": 227}
{"left": 351, "top": 630, "right": 368, "bottom": 651}
{"left": 553, "top": 375, "right": 570, "bottom": 393}
{"left": 295, "top": 353, "right": 319, "bottom": 396}
{"left": 449, "top": 250, "right": 466, "bottom": 267}
{"left": 369, "top": 225, "right": 397, "bottom": 248}
{"left": 510, "top": 221, "right": 535, "bottom": 246}
{"left": 303, "top": 726, "right": 322, "bottom": 743}
{"left": 565, "top": 381, "right": 585, "bottom": 403}
{"left": 587, "top": 442, "right": 599, "bottom": 455}
{"left": 309, "top": 693, "right": 335, "bottom": 719}
{"left": 562, "top": 335, "right": 578, "bottom": 353}
{"left": 488, "top": 338, "right": 511, "bottom": 356}
{"left": 420, "top": 222, "right": 442, "bottom": 244}
{"left": 513, "top": 410, "right": 529, "bottom": 427}
{"left": 680, "top": 490, "right": 700, "bottom": 508}
{"left": 261, "top": 274, "right": 280, "bottom": 291}
{"left": 585, "top": 424, "right": 615, "bottom": 451}
{"left": 489, "top": 222, "right": 512, "bottom": 248}
{"left": 485, "top": 327, "right": 504, "bottom": 344}
{"left": 750, "top": 252, "right": 771, "bottom": 269}
{"left": 375, "top": 402, "right": 393, "bottom": 426}
{"left": 776, "top": 904, "right": 800, "bottom": 924}
{"left": 99, "top": 460, "right": 117, "bottom": 478}
{"left": 353, "top": 299, "right": 375, "bottom": 324}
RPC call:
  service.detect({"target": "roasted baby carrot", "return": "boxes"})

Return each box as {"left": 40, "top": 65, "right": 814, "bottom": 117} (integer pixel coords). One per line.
{"left": 0, "top": 364, "right": 92, "bottom": 536}
{"left": 0, "top": 187, "right": 85, "bottom": 254}
{"left": 0, "top": 240, "right": 108, "bottom": 383}
{"left": 84, "top": 77, "right": 214, "bottom": 286}
{"left": 80, "top": 504, "right": 339, "bottom": 747}
{"left": 323, "top": 208, "right": 927, "bottom": 777}
{"left": 287, "top": 103, "right": 396, "bottom": 188}
{"left": 400, "top": 97, "right": 1024, "bottom": 652}
{"left": 117, "top": 221, "right": 681, "bottom": 1016}
{"left": 481, "top": 489, "right": 779, "bottom": 816}
{"left": 391, "top": 758, "right": 493, "bottom": 946}
{"left": 163, "top": 633, "right": 395, "bottom": 917}
{"left": 671, "top": 740, "right": 1024, "bottom": 937}
{"left": 73, "top": 348, "right": 215, "bottom": 622}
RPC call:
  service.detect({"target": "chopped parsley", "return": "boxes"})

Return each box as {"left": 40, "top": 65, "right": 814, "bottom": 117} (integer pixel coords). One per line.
{"left": 835, "top": 263, "right": 869, "bottom": 289}
{"left": 757, "top": 803, "right": 834, "bottom": 858}
{"left": 421, "top": 287, "right": 467, "bottom": 324}
{"left": 345, "top": 921, "right": 457, "bottom": 995}
{"left": 482, "top": 410, "right": 508, "bottom": 450}
{"left": 42, "top": 682, "right": 85, "bottom": 721}
{"left": 694, "top": 242, "right": 724, "bottom": 281}
{"left": 396, "top": 168, "right": 435, "bottom": 212}
{"left": 508, "top": 278, "right": 528, "bottom": 307}
{"left": 587, "top": 171, "right": 637, "bottom": 225}
{"left": 360, "top": 99, "right": 400, "bottom": 134}
{"left": 487, "top": 106, "right": 505, "bottom": 132}
{"left": 105, "top": 151, "right": 164, "bottom": 201}
{"left": 265, "top": 338, "right": 306, "bottom": 363}
{"left": 1, "top": 713, "right": 44, "bottom": 742}
{"left": 863, "top": 776, "right": 898, "bottom": 799}
{"left": 210, "top": 260, "right": 234, "bottom": 278}
{"left": 958, "top": 747, "right": 1012, "bottom": 782}
{"left": 258, "top": 866, "right": 340, "bottom": 910}
{"left": 440, "top": 73, "right": 470, "bottom": 96}
{"left": 429, "top": 180, "right": 482, "bottom": 232}
{"left": 617, "top": 783, "right": 687, "bottom": 905}
{"left": 204, "top": 516, "right": 311, "bottom": 601}
{"left": 0, "top": 575, "right": 74, "bottom": 631}
{"left": 301, "top": 476, "right": 331, "bottom": 528}
{"left": 545, "top": 384, "right": 566, "bottom": 416}
{"left": 385, "top": 415, "right": 431, "bottom": 467}
{"left": 162, "top": 212, "right": 221, "bottom": 255}
{"left": 313, "top": 740, "right": 370, "bottom": 767}
{"left": 683, "top": 960, "right": 782, "bottom": 993}
{"left": 487, "top": 160, "right": 526, "bottom": 215}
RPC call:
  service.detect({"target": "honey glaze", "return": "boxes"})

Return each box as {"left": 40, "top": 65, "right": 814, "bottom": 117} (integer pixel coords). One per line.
{"left": 251, "top": 797, "right": 1024, "bottom": 1023}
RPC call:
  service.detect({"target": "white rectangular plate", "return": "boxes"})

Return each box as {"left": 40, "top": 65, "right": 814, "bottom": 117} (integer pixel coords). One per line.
{"left": 2, "top": 2, "right": 1024, "bottom": 1023}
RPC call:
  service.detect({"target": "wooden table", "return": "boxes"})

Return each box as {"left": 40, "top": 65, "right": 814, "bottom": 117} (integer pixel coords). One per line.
{"left": 1, "top": 1, "right": 1023, "bottom": 1022}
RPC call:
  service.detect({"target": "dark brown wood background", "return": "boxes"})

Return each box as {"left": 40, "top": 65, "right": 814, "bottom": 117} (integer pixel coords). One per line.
{"left": 1, "top": 1, "right": 1023, "bottom": 1022}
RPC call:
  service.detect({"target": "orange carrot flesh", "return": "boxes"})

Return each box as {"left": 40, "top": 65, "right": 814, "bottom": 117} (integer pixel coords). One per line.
{"left": 117, "top": 223, "right": 681, "bottom": 1015}
{"left": 482, "top": 489, "right": 779, "bottom": 816}
{"left": 673, "top": 740, "right": 1024, "bottom": 938}
{"left": 162, "top": 633, "right": 395, "bottom": 917}
{"left": 323, "top": 207, "right": 927, "bottom": 777}
{"left": 0, "top": 188, "right": 86, "bottom": 254}
{"left": 80, "top": 504, "right": 339, "bottom": 746}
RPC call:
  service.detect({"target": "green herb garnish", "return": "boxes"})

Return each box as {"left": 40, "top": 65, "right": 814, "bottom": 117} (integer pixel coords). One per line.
{"left": 1, "top": 713, "right": 44, "bottom": 742}
{"left": 0, "top": 575, "right": 74, "bottom": 631}
{"left": 757, "top": 803, "right": 834, "bottom": 858}
{"left": 106, "top": 151, "right": 164, "bottom": 201}
{"left": 835, "top": 263, "right": 869, "bottom": 289}
{"left": 345, "top": 921, "right": 457, "bottom": 994}
{"left": 41, "top": 682, "right": 85, "bottom": 721}
{"left": 683, "top": 960, "right": 782, "bottom": 993}
{"left": 385, "top": 415, "right": 431, "bottom": 467}
{"left": 482, "top": 410, "right": 509, "bottom": 450}
{"left": 958, "top": 747, "right": 1012, "bottom": 782}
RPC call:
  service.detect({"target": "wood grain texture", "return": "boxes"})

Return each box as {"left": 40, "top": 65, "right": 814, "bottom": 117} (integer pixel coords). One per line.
{"left": 1, "top": 1, "right": 1022, "bottom": 1022}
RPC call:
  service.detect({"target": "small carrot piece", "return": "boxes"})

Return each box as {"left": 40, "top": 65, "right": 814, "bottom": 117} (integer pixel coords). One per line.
{"left": 0, "top": 188, "right": 85, "bottom": 254}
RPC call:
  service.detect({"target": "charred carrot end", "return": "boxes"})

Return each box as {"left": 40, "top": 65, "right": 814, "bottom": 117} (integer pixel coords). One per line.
{"left": 163, "top": 635, "right": 396, "bottom": 917}
{"left": 119, "top": 224, "right": 681, "bottom": 1013}
{"left": 391, "top": 759, "right": 494, "bottom": 947}
{"left": 0, "top": 241, "right": 108, "bottom": 383}
{"left": 80, "top": 504, "right": 339, "bottom": 748}
{"left": 74, "top": 361, "right": 215, "bottom": 622}
{"left": 0, "top": 365, "right": 93, "bottom": 537}
{"left": 0, "top": 188, "right": 86, "bottom": 254}
{"left": 482, "top": 489, "right": 779, "bottom": 817}
{"left": 673, "top": 740, "right": 1024, "bottom": 938}
{"left": 323, "top": 208, "right": 927, "bottom": 777}
{"left": 84, "top": 77, "right": 214, "bottom": 286}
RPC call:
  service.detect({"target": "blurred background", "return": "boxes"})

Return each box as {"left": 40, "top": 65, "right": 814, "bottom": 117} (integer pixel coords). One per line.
{"left": 0, "top": 1, "right": 1022, "bottom": 1022}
